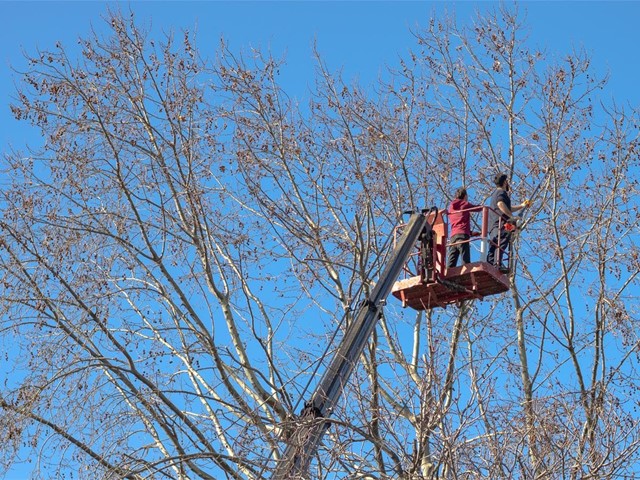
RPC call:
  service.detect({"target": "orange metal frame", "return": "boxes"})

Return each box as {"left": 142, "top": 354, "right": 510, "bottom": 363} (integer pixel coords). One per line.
{"left": 391, "top": 207, "right": 511, "bottom": 310}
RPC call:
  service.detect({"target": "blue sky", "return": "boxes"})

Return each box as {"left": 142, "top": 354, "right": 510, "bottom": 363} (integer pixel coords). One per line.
{"left": 2, "top": 1, "right": 640, "bottom": 154}
{"left": 1, "top": 1, "right": 640, "bottom": 478}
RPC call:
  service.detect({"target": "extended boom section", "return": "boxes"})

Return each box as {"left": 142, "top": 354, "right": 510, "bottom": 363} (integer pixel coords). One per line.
{"left": 272, "top": 212, "right": 431, "bottom": 479}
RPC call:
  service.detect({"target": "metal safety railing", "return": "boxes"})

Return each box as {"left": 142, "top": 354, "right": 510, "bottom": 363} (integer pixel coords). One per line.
{"left": 394, "top": 205, "right": 514, "bottom": 280}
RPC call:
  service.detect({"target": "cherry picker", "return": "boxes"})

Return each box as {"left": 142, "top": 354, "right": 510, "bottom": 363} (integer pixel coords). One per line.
{"left": 272, "top": 207, "right": 511, "bottom": 478}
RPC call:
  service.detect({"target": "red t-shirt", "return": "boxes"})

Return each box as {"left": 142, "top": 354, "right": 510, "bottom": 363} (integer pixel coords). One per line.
{"left": 448, "top": 199, "right": 478, "bottom": 237}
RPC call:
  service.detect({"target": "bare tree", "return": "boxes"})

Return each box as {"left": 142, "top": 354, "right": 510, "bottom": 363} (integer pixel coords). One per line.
{"left": 1, "top": 6, "right": 639, "bottom": 480}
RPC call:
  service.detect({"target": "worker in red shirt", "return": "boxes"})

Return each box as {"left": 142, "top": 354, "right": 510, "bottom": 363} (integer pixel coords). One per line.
{"left": 447, "top": 187, "right": 480, "bottom": 268}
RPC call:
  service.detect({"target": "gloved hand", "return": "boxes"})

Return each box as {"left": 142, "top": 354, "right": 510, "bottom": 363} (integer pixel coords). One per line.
{"left": 522, "top": 199, "right": 532, "bottom": 208}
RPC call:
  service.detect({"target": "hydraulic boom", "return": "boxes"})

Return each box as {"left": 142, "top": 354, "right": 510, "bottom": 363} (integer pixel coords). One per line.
{"left": 272, "top": 211, "right": 433, "bottom": 479}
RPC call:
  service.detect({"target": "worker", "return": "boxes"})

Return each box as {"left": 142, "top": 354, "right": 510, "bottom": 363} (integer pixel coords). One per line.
{"left": 486, "top": 173, "right": 530, "bottom": 272}
{"left": 447, "top": 187, "right": 480, "bottom": 268}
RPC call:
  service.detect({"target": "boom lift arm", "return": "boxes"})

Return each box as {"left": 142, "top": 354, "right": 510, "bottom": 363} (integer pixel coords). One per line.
{"left": 272, "top": 211, "right": 433, "bottom": 479}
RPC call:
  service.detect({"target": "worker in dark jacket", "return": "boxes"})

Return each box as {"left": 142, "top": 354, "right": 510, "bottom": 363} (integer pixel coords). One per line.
{"left": 447, "top": 187, "right": 480, "bottom": 268}
{"left": 486, "top": 174, "right": 530, "bottom": 271}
